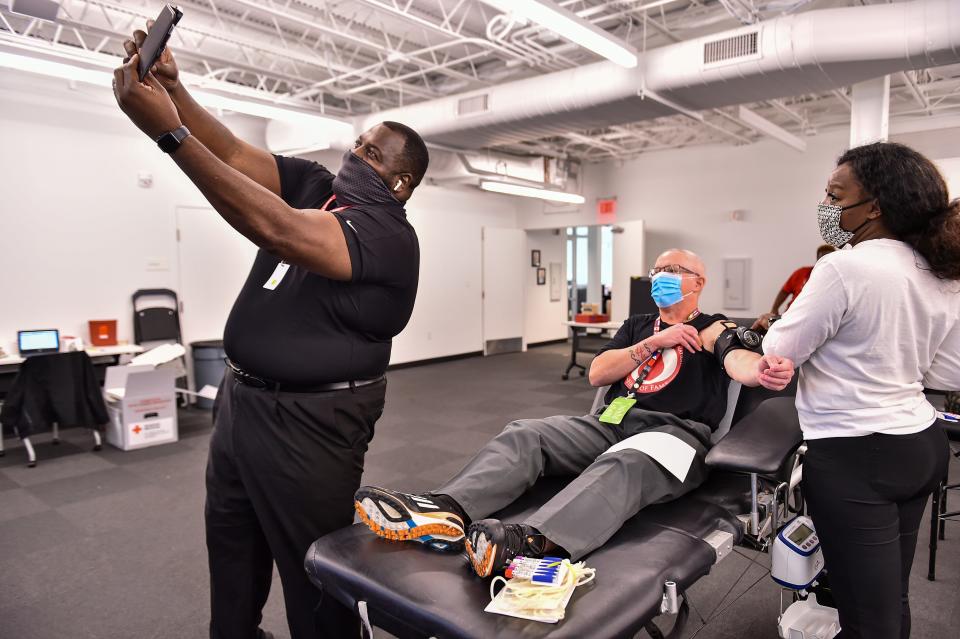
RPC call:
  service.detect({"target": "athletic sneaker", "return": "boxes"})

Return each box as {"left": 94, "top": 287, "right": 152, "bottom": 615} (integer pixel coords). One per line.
{"left": 465, "top": 519, "right": 547, "bottom": 578}
{"left": 354, "top": 486, "right": 466, "bottom": 552}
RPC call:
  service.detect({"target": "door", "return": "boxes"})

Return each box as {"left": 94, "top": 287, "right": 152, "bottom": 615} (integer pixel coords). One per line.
{"left": 175, "top": 205, "right": 258, "bottom": 351}
{"left": 482, "top": 227, "right": 526, "bottom": 355}
{"left": 611, "top": 220, "right": 645, "bottom": 323}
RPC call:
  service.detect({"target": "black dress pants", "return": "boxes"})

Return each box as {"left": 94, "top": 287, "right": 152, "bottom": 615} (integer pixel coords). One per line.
{"left": 206, "top": 370, "right": 385, "bottom": 639}
{"left": 804, "top": 425, "right": 949, "bottom": 639}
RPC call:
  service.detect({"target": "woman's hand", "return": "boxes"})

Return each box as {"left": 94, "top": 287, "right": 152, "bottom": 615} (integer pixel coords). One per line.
{"left": 757, "top": 354, "right": 795, "bottom": 391}
{"left": 752, "top": 312, "right": 777, "bottom": 331}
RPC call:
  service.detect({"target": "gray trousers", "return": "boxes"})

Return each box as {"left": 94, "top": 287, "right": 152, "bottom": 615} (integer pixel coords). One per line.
{"left": 435, "top": 409, "right": 710, "bottom": 560}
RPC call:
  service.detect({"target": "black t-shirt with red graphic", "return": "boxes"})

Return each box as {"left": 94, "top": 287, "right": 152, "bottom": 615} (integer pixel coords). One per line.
{"left": 598, "top": 312, "right": 730, "bottom": 430}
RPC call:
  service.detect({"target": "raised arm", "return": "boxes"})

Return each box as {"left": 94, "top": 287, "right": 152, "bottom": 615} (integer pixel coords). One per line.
{"left": 113, "top": 56, "right": 350, "bottom": 280}
{"left": 124, "top": 26, "right": 281, "bottom": 196}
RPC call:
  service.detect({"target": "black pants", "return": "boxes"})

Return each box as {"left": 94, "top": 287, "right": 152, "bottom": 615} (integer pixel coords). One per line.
{"left": 804, "top": 425, "right": 949, "bottom": 639}
{"left": 206, "top": 371, "right": 385, "bottom": 639}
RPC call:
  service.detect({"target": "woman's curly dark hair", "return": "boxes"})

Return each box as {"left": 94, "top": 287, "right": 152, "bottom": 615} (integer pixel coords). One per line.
{"left": 837, "top": 142, "right": 960, "bottom": 280}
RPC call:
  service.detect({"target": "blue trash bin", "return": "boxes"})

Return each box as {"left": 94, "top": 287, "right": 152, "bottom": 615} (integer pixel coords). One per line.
{"left": 191, "top": 340, "right": 226, "bottom": 409}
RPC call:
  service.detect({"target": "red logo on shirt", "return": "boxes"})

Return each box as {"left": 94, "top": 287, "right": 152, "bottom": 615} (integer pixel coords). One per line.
{"left": 623, "top": 346, "right": 684, "bottom": 394}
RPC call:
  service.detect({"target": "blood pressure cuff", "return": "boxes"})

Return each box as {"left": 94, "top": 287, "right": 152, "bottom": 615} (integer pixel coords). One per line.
{"left": 714, "top": 321, "right": 762, "bottom": 369}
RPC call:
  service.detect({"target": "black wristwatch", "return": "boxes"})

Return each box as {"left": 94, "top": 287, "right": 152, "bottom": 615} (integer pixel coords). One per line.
{"left": 156, "top": 125, "right": 191, "bottom": 154}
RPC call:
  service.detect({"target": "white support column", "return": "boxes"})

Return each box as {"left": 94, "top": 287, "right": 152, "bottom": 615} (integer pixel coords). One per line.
{"left": 849, "top": 76, "right": 890, "bottom": 147}
{"left": 587, "top": 226, "right": 603, "bottom": 306}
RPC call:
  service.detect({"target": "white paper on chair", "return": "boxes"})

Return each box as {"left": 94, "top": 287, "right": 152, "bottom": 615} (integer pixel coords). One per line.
{"left": 106, "top": 388, "right": 125, "bottom": 401}
{"left": 198, "top": 384, "right": 219, "bottom": 400}
{"left": 600, "top": 432, "right": 696, "bottom": 482}
{"left": 129, "top": 343, "right": 186, "bottom": 367}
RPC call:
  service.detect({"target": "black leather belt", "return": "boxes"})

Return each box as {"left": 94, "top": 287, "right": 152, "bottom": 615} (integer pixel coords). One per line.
{"left": 225, "top": 359, "right": 384, "bottom": 393}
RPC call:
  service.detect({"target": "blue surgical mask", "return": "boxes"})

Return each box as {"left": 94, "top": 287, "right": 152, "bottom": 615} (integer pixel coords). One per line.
{"left": 650, "top": 272, "right": 689, "bottom": 308}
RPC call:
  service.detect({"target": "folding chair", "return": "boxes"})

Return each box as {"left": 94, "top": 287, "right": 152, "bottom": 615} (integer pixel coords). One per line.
{"left": 132, "top": 288, "right": 188, "bottom": 405}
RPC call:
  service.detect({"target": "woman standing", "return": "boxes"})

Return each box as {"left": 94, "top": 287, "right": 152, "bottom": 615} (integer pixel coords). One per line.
{"left": 764, "top": 142, "right": 960, "bottom": 639}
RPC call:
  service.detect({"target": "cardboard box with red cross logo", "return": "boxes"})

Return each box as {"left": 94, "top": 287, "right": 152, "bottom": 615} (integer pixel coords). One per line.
{"left": 103, "top": 365, "right": 179, "bottom": 451}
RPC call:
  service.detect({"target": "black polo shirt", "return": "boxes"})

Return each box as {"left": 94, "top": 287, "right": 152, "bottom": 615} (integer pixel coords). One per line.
{"left": 598, "top": 312, "right": 730, "bottom": 430}
{"left": 222, "top": 155, "right": 420, "bottom": 385}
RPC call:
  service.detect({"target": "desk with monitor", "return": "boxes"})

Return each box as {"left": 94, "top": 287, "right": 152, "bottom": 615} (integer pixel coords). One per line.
{"left": 0, "top": 344, "right": 145, "bottom": 368}
{"left": 0, "top": 329, "right": 144, "bottom": 398}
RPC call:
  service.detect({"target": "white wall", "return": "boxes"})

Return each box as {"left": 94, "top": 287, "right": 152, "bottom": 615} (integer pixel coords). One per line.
{"left": 520, "top": 129, "right": 960, "bottom": 318}
{"left": 937, "top": 157, "right": 960, "bottom": 196}
{"left": 0, "top": 69, "right": 527, "bottom": 364}
{"left": 0, "top": 70, "right": 264, "bottom": 354}
{"left": 7, "top": 67, "right": 959, "bottom": 361}
{"left": 524, "top": 229, "right": 567, "bottom": 345}
{"left": 391, "top": 185, "right": 519, "bottom": 363}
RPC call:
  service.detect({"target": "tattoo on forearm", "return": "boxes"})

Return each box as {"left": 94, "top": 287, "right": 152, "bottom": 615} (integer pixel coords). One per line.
{"left": 630, "top": 340, "right": 652, "bottom": 364}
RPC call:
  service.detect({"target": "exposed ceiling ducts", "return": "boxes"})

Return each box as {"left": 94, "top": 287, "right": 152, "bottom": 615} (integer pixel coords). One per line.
{"left": 4, "top": 1, "right": 960, "bottom": 161}
{"left": 359, "top": 0, "right": 960, "bottom": 150}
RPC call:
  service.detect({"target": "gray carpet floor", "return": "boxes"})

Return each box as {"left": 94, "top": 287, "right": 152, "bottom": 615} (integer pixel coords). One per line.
{"left": 0, "top": 343, "right": 957, "bottom": 639}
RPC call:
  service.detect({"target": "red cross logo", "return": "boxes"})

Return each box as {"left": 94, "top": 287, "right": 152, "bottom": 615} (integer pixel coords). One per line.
{"left": 132, "top": 425, "right": 142, "bottom": 435}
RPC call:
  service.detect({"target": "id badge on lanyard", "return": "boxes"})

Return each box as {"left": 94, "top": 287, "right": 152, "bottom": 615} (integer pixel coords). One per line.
{"left": 599, "top": 312, "right": 699, "bottom": 426}
{"left": 262, "top": 195, "right": 352, "bottom": 291}
{"left": 600, "top": 318, "right": 664, "bottom": 425}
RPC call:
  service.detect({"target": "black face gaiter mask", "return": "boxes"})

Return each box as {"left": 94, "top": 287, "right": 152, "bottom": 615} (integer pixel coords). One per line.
{"left": 332, "top": 150, "right": 403, "bottom": 210}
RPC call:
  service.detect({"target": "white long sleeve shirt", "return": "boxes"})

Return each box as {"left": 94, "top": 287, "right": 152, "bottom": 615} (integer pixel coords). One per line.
{"left": 763, "top": 239, "right": 960, "bottom": 440}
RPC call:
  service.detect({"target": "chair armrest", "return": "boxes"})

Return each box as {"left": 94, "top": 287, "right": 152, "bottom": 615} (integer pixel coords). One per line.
{"left": 589, "top": 385, "right": 610, "bottom": 414}
{"left": 705, "top": 397, "right": 802, "bottom": 475}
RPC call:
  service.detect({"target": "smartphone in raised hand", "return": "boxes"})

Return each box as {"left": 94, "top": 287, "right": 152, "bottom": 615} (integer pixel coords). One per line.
{"left": 138, "top": 4, "right": 183, "bottom": 82}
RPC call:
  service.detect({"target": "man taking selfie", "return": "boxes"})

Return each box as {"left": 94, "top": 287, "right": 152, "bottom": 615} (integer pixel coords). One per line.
{"left": 113, "top": 22, "right": 428, "bottom": 639}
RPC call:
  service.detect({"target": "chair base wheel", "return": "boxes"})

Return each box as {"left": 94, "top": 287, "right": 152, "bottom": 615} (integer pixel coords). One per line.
{"left": 27, "top": 461, "right": 36, "bottom": 468}
{"left": 52, "top": 440, "right": 60, "bottom": 445}
{"left": 579, "top": 370, "right": 586, "bottom": 377}
{"left": 93, "top": 444, "right": 102, "bottom": 451}
{"left": 561, "top": 374, "right": 569, "bottom": 380}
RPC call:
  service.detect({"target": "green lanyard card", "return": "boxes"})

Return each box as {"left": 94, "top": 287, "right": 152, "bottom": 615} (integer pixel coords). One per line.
{"left": 599, "top": 396, "right": 636, "bottom": 425}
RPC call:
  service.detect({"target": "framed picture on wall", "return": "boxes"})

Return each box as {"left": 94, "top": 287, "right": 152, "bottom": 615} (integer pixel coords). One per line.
{"left": 531, "top": 250, "right": 541, "bottom": 267}
{"left": 537, "top": 267, "right": 546, "bottom": 285}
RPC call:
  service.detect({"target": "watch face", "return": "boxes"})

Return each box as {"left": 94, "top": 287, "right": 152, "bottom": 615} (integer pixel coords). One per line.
{"left": 158, "top": 127, "right": 187, "bottom": 153}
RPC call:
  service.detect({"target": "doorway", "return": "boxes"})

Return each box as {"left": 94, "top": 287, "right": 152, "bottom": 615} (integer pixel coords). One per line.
{"left": 565, "top": 221, "right": 645, "bottom": 322}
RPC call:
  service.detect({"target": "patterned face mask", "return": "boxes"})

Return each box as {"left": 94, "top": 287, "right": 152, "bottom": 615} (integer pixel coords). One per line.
{"left": 816, "top": 198, "right": 873, "bottom": 248}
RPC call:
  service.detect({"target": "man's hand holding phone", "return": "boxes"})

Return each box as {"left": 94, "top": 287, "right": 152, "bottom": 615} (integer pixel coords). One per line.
{"left": 112, "top": 54, "right": 182, "bottom": 140}
{"left": 124, "top": 20, "right": 180, "bottom": 93}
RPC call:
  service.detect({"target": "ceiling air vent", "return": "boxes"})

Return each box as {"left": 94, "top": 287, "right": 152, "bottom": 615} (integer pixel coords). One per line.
{"left": 457, "top": 94, "right": 489, "bottom": 117}
{"left": 703, "top": 30, "right": 760, "bottom": 68}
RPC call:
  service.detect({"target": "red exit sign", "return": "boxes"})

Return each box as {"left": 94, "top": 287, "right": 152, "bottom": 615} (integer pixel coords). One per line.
{"left": 597, "top": 197, "right": 617, "bottom": 223}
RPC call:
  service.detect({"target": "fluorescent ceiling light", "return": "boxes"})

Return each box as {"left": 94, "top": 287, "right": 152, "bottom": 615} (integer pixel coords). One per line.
{"left": 480, "top": 180, "right": 585, "bottom": 204}
{"left": 0, "top": 51, "right": 352, "bottom": 133}
{"left": 483, "top": 0, "right": 638, "bottom": 68}
{"left": 0, "top": 51, "right": 111, "bottom": 87}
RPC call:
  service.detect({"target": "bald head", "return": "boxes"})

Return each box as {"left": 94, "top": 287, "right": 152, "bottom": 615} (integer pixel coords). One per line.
{"left": 656, "top": 249, "right": 705, "bottom": 277}
{"left": 651, "top": 248, "right": 706, "bottom": 316}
